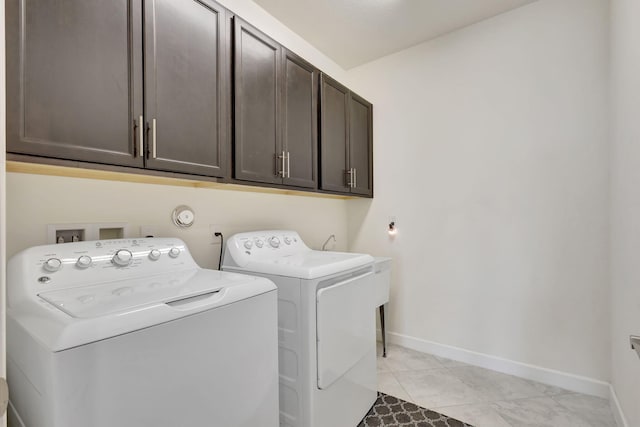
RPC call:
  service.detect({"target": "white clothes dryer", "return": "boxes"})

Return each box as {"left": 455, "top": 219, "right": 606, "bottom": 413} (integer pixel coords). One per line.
{"left": 7, "top": 237, "right": 279, "bottom": 427}
{"left": 222, "top": 230, "right": 377, "bottom": 427}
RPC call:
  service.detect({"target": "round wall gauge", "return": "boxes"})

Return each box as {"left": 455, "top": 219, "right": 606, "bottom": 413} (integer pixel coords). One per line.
{"left": 172, "top": 205, "right": 195, "bottom": 228}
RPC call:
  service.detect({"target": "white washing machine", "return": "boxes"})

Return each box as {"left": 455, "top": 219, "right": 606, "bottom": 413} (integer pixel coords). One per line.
{"left": 222, "top": 230, "right": 377, "bottom": 427}
{"left": 7, "top": 237, "right": 279, "bottom": 427}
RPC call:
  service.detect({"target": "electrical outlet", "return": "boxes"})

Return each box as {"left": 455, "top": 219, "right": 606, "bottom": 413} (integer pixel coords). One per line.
{"left": 140, "top": 225, "right": 158, "bottom": 238}
{"left": 209, "top": 224, "right": 223, "bottom": 245}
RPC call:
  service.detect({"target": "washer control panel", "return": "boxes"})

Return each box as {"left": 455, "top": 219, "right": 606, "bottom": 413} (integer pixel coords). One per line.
{"left": 8, "top": 238, "right": 197, "bottom": 302}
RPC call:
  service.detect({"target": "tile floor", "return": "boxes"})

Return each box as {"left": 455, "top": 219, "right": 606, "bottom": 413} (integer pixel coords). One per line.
{"left": 376, "top": 344, "right": 617, "bottom": 427}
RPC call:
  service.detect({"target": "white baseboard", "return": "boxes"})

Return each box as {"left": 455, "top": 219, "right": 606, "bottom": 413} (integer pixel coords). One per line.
{"left": 385, "top": 331, "right": 611, "bottom": 399}
{"left": 609, "top": 385, "right": 629, "bottom": 427}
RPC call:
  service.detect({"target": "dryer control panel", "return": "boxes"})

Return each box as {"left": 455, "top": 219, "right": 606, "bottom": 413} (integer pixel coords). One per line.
{"left": 222, "top": 230, "right": 374, "bottom": 279}
{"left": 223, "top": 230, "right": 310, "bottom": 268}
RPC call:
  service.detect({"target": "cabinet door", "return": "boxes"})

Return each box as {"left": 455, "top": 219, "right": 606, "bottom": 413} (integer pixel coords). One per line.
{"left": 144, "top": 0, "right": 228, "bottom": 177}
{"left": 319, "top": 74, "right": 350, "bottom": 193}
{"left": 233, "top": 18, "right": 282, "bottom": 184}
{"left": 281, "top": 49, "right": 317, "bottom": 189}
{"left": 6, "top": 0, "right": 144, "bottom": 167}
{"left": 349, "top": 93, "right": 373, "bottom": 197}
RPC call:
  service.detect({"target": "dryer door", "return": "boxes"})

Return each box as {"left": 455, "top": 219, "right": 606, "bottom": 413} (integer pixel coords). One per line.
{"left": 316, "top": 270, "right": 375, "bottom": 389}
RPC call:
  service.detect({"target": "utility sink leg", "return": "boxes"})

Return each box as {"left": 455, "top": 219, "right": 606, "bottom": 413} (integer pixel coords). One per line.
{"left": 379, "top": 305, "right": 386, "bottom": 358}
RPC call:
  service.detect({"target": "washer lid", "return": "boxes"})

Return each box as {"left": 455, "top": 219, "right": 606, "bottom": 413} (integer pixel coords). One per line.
{"left": 38, "top": 268, "right": 261, "bottom": 318}
{"left": 238, "top": 251, "right": 374, "bottom": 279}
{"left": 12, "top": 269, "right": 276, "bottom": 352}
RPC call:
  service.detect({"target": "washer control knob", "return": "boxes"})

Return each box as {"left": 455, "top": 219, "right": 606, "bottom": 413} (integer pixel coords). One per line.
{"left": 284, "top": 236, "right": 292, "bottom": 245}
{"left": 43, "top": 258, "right": 62, "bottom": 272}
{"left": 76, "top": 255, "right": 92, "bottom": 269}
{"left": 112, "top": 286, "right": 133, "bottom": 296}
{"left": 148, "top": 249, "right": 161, "bottom": 261}
{"left": 255, "top": 239, "right": 264, "bottom": 248}
{"left": 268, "top": 236, "right": 281, "bottom": 248}
{"left": 112, "top": 249, "right": 133, "bottom": 266}
{"left": 244, "top": 240, "right": 254, "bottom": 250}
{"left": 168, "top": 247, "right": 181, "bottom": 258}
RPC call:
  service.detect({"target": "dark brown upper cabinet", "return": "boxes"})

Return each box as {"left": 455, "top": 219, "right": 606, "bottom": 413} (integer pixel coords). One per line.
{"left": 6, "top": 1, "right": 371, "bottom": 197}
{"left": 6, "top": 0, "right": 229, "bottom": 178}
{"left": 144, "top": 0, "right": 229, "bottom": 177}
{"left": 348, "top": 92, "right": 374, "bottom": 196}
{"left": 281, "top": 49, "right": 318, "bottom": 189}
{"left": 233, "top": 17, "right": 281, "bottom": 185}
{"left": 6, "top": 0, "right": 145, "bottom": 167}
{"left": 320, "top": 74, "right": 373, "bottom": 197}
{"left": 233, "top": 18, "right": 318, "bottom": 189}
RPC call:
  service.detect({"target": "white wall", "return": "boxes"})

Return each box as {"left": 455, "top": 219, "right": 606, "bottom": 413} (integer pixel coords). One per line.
{"left": 609, "top": 0, "right": 640, "bottom": 424}
{"left": 346, "top": 0, "right": 611, "bottom": 384}
{"left": 4, "top": 0, "right": 351, "bottom": 263}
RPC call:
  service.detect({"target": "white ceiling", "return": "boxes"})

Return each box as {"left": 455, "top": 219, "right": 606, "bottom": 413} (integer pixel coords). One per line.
{"left": 253, "top": 0, "right": 538, "bottom": 69}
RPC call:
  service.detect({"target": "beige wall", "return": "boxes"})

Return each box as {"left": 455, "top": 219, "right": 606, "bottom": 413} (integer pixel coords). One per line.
{"left": 5, "top": 173, "right": 349, "bottom": 267}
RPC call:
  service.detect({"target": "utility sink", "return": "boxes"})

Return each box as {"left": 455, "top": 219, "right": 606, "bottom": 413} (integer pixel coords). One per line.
{"left": 373, "top": 257, "right": 392, "bottom": 307}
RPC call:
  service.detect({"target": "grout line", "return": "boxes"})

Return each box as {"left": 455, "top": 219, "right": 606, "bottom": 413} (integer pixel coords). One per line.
{"left": 388, "top": 368, "right": 416, "bottom": 404}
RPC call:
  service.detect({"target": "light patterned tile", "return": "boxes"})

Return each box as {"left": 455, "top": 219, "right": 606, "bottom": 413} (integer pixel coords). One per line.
{"left": 552, "top": 393, "right": 617, "bottom": 427}
{"left": 451, "top": 366, "right": 568, "bottom": 401}
{"left": 376, "top": 342, "right": 391, "bottom": 373}
{"left": 377, "top": 355, "right": 390, "bottom": 373}
{"left": 492, "top": 396, "right": 598, "bottom": 427}
{"left": 382, "top": 344, "right": 444, "bottom": 372}
{"left": 432, "top": 354, "right": 472, "bottom": 368}
{"left": 395, "top": 368, "right": 487, "bottom": 408}
{"left": 378, "top": 344, "right": 617, "bottom": 427}
{"left": 377, "top": 372, "right": 413, "bottom": 402}
{"left": 433, "top": 403, "right": 512, "bottom": 427}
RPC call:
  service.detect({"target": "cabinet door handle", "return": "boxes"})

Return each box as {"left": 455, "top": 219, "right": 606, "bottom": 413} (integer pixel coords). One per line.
{"left": 282, "top": 151, "right": 286, "bottom": 178}
{"left": 345, "top": 168, "right": 352, "bottom": 187}
{"left": 151, "top": 118, "right": 157, "bottom": 159}
{"left": 137, "top": 115, "right": 144, "bottom": 158}
{"left": 353, "top": 168, "right": 357, "bottom": 188}
{"left": 286, "top": 152, "right": 291, "bottom": 178}
{"left": 278, "top": 151, "right": 286, "bottom": 178}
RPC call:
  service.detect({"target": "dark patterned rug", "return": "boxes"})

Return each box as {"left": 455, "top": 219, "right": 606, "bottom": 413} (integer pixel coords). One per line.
{"left": 358, "top": 392, "right": 474, "bottom": 427}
